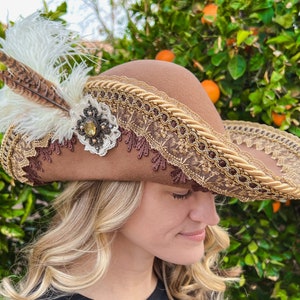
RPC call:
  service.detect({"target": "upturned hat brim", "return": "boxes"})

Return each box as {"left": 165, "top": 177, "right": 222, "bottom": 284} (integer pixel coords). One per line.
{"left": 1, "top": 60, "right": 299, "bottom": 202}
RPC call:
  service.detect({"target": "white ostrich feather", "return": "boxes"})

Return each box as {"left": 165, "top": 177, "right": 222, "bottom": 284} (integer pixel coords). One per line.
{"left": 0, "top": 13, "right": 91, "bottom": 142}
{"left": 1, "top": 13, "right": 86, "bottom": 85}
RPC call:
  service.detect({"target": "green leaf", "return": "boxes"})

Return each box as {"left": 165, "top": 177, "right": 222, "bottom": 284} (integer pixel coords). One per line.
{"left": 227, "top": 55, "right": 246, "bottom": 79}
{"left": 273, "top": 13, "right": 294, "bottom": 29}
{"left": 269, "top": 228, "right": 279, "bottom": 238}
{"left": 270, "top": 259, "right": 285, "bottom": 267}
{"left": 0, "top": 181, "right": 5, "bottom": 191}
{"left": 0, "top": 208, "right": 24, "bottom": 219}
{"left": 228, "top": 239, "right": 242, "bottom": 252}
{"left": 35, "top": 186, "right": 61, "bottom": 199}
{"left": 249, "top": 89, "right": 263, "bottom": 104}
{"left": 0, "top": 62, "right": 7, "bottom": 71}
{"left": 290, "top": 52, "right": 300, "bottom": 63}
{"left": 257, "top": 199, "right": 270, "bottom": 212}
{"left": 236, "top": 225, "right": 247, "bottom": 235}
{"left": 270, "top": 71, "right": 283, "bottom": 83}
{"left": 245, "top": 253, "right": 257, "bottom": 266}
{"left": 250, "top": 105, "right": 263, "bottom": 115}
{"left": 16, "top": 187, "right": 32, "bottom": 204}
{"left": 42, "top": 1, "right": 67, "bottom": 21}
{"left": 288, "top": 125, "right": 300, "bottom": 137}
{"left": 218, "top": 81, "right": 232, "bottom": 97}
{"left": 271, "top": 281, "right": 288, "bottom": 300}
{"left": 244, "top": 35, "right": 257, "bottom": 46}
{"left": 250, "top": 7, "right": 274, "bottom": 24}
{"left": 0, "top": 235, "right": 8, "bottom": 252}
{"left": 0, "top": 224, "right": 24, "bottom": 239}
{"left": 252, "top": 2, "right": 273, "bottom": 10}
{"left": 257, "top": 239, "right": 271, "bottom": 250}
{"left": 263, "top": 90, "right": 275, "bottom": 105}
{"left": 0, "top": 170, "right": 12, "bottom": 183}
{"left": 211, "top": 52, "right": 227, "bottom": 66}
{"left": 267, "top": 34, "right": 294, "bottom": 45}
{"left": 21, "top": 193, "right": 35, "bottom": 224}
{"left": 248, "top": 241, "right": 259, "bottom": 253}
{"left": 236, "top": 30, "right": 251, "bottom": 46}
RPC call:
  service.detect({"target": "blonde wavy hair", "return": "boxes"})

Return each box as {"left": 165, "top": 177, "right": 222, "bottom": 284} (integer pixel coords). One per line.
{"left": 0, "top": 180, "right": 237, "bottom": 300}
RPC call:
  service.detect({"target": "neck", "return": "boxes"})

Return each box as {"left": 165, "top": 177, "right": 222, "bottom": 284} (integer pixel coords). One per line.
{"left": 78, "top": 232, "right": 157, "bottom": 300}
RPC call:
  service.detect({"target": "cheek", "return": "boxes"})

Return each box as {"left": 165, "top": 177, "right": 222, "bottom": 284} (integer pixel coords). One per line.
{"left": 124, "top": 199, "right": 188, "bottom": 239}
{"left": 121, "top": 203, "right": 175, "bottom": 250}
{"left": 122, "top": 206, "right": 178, "bottom": 241}
{"left": 120, "top": 206, "right": 204, "bottom": 264}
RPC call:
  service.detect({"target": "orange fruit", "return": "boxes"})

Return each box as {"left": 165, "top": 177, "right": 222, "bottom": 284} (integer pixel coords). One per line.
{"left": 271, "top": 112, "right": 286, "bottom": 127}
{"left": 201, "top": 79, "right": 220, "bottom": 103}
{"left": 155, "top": 50, "right": 175, "bottom": 62}
{"left": 201, "top": 3, "right": 218, "bottom": 24}
{"left": 272, "top": 201, "right": 281, "bottom": 213}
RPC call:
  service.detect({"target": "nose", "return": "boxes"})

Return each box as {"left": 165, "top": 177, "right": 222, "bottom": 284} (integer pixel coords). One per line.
{"left": 188, "top": 192, "right": 220, "bottom": 225}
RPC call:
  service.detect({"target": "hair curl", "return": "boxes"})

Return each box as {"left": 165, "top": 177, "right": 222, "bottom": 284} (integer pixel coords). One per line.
{"left": 0, "top": 181, "right": 238, "bottom": 300}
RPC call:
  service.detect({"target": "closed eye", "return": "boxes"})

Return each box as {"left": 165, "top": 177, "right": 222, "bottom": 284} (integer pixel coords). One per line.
{"left": 172, "top": 190, "right": 192, "bottom": 200}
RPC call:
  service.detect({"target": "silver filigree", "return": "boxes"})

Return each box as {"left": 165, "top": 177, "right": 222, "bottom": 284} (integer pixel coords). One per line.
{"left": 71, "top": 95, "right": 121, "bottom": 156}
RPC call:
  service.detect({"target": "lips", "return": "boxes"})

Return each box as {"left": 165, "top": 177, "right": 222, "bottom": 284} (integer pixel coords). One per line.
{"left": 179, "top": 229, "right": 206, "bottom": 242}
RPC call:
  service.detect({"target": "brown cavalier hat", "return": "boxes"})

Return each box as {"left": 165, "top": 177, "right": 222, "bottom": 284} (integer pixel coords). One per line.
{"left": 0, "top": 14, "right": 299, "bottom": 202}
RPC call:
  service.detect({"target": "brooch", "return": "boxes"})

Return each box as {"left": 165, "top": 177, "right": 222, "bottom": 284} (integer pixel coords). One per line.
{"left": 71, "top": 95, "right": 121, "bottom": 156}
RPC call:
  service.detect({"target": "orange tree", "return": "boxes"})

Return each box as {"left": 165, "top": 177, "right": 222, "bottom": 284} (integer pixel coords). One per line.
{"left": 0, "top": 0, "right": 299, "bottom": 298}
{"left": 100, "top": 0, "right": 300, "bottom": 298}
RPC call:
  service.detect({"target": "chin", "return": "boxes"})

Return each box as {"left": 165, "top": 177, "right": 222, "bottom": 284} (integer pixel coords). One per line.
{"left": 159, "top": 247, "right": 205, "bottom": 266}
{"left": 175, "top": 254, "right": 205, "bottom": 265}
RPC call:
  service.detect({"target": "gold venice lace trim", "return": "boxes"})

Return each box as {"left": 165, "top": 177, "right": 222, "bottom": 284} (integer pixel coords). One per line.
{"left": 84, "top": 76, "right": 300, "bottom": 201}
{"left": 224, "top": 120, "right": 300, "bottom": 186}
{"left": 0, "top": 126, "right": 51, "bottom": 184}
{"left": 0, "top": 127, "right": 77, "bottom": 185}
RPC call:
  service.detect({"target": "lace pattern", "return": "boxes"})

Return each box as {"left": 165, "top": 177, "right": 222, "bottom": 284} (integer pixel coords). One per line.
{"left": 1, "top": 76, "right": 299, "bottom": 201}
{"left": 224, "top": 120, "right": 300, "bottom": 186}
{"left": 84, "top": 76, "right": 300, "bottom": 201}
{"left": 0, "top": 127, "right": 51, "bottom": 184}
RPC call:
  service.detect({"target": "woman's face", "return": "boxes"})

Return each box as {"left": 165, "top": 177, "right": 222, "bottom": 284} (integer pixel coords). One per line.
{"left": 118, "top": 182, "right": 220, "bottom": 265}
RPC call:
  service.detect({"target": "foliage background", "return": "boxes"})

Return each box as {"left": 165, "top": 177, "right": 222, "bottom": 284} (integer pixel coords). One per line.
{"left": 0, "top": 0, "right": 299, "bottom": 299}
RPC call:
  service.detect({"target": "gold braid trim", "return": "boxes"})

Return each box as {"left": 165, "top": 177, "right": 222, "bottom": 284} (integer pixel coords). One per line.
{"left": 85, "top": 76, "right": 300, "bottom": 201}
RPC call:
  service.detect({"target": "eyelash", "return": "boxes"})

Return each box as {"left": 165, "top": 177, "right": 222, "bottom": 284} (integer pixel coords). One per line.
{"left": 172, "top": 190, "right": 192, "bottom": 200}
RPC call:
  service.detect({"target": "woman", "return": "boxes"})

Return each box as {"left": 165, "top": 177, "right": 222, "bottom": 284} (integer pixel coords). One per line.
{"left": 2, "top": 181, "right": 232, "bottom": 299}
{"left": 0, "top": 14, "right": 299, "bottom": 299}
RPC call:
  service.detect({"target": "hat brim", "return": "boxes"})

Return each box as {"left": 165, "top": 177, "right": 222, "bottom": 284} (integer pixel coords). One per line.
{"left": 83, "top": 73, "right": 300, "bottom": 201}
{"left": 1, "top": 61, "right": 299, "bottom": 202}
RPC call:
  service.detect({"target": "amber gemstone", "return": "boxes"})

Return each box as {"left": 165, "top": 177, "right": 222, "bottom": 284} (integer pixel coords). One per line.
{"left": 84, "top": 120, "right": 97, "bottom": 137}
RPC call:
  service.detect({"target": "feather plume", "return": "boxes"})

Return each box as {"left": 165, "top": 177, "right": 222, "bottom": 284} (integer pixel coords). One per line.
{"left": 0, "top": 51, "right": 70, "bottom": 112}
{"left": 0, "top": 13, "right": 91, "bottom": 142}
